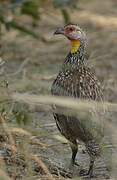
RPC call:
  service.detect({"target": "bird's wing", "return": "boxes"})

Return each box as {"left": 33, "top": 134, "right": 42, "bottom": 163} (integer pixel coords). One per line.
{"left": 51, "top": 66, "right": 103, "bottom": 101}
{"left": 51, "top": 66, "right": 104, "bottom": 141}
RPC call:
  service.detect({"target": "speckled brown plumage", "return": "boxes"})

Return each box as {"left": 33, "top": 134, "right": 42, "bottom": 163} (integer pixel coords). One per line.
{"left": 51, "top": 24, "right": 103, "bottom": 177}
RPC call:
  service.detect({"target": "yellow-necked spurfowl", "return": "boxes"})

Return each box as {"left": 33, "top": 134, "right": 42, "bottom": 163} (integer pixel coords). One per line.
{"left": 51, "top": 24, "right": 103, "bottom": 177}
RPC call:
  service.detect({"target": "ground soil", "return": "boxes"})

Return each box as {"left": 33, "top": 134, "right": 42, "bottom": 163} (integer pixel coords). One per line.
{"left": 0, "top": 0, "right": 117, "bottom": 179}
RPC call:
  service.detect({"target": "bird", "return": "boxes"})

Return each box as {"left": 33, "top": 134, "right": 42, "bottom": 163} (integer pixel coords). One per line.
{"left": 51, "top": 23, "right": 104, "bottom": 177}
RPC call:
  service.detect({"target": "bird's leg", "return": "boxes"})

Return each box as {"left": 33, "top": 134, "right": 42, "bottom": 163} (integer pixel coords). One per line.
{"left": 87, "top": 158, "right": 94, "bottom": 177}
{"left": 79, "top": 157, "right": 95, "bottom": 177}
{"left": 70, "top": 140, "right": 79, "bottom": 167}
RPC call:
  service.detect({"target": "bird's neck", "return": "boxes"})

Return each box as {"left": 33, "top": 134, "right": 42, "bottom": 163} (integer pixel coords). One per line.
{"left": 63, "top": 40, "right": 86, "bottom": 69}
{"left": 70, "top": 40, "right": 81, "bottom": 54}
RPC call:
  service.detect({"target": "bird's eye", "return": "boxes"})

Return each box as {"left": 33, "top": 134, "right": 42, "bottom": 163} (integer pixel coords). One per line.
{"left": 69, "top": 27, "right": 74, "bottom": 31}
{"left": 65, "top": 27, "right": 75, "bottom": 33}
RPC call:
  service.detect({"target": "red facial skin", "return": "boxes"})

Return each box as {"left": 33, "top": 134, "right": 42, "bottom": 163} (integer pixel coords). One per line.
{"left": 64, "top": 26, "right": 75, "bottom": 34}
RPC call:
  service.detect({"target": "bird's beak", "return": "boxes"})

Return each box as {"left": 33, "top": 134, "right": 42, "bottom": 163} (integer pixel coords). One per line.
{"left": 54, "top": 27, "right": 64, "bottom": 35}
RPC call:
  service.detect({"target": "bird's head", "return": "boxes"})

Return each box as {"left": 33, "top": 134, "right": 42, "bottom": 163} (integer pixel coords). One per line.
{"left": 54, "top": 23, "right": 87, "bottom": 54}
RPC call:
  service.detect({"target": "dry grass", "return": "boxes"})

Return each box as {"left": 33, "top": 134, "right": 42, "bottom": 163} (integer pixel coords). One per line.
{"left": 0, "top": 0, "right": 117, "bottom": 179}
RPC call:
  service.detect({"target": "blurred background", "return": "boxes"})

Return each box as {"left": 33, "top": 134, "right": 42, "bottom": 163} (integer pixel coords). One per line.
{"left": 0, "top": 0, "right": 117, "bottom": 179}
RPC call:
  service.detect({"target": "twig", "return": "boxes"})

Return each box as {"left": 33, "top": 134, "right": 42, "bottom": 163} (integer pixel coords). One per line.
{"left": 11, "top": 93, "right": 117, "bottom": 112}
{"left": 0, "top": 114, "right": 18, "bottom": 179}
{"left": 31, "top": 154, "right": 55, "bottom": 180}
{"left": 7, "top": 58, "right": 29, "bottom": 77}
{"left": 0, "top": 115, "right": 16, "bottom": 150}
{"left": 0, "top": 169, "right": 11, "bottom": 180}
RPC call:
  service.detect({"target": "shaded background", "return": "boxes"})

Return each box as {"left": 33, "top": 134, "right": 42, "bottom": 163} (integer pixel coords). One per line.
{"left": 0, "top": 0, "right": 117, "bottom": 179}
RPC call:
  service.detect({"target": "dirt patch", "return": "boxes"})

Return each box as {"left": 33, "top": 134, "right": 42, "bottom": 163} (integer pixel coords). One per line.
{"left": 0, "top": 0, "right": 117, "bottom": 179}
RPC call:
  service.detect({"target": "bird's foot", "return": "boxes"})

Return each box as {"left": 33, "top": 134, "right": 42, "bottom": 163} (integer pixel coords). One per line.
{"left": 68, "top": 162, "right": 79, "bottom": 178}
{"left": 82, "top": 149, "right": 86, "bottom": 154}
{"left": 74, "top": 161, "right": 80, "bottom": 167}
{"left": 69, "top": 160, "right": 79, "bottom": 170}
{"left": 67, "top": 161, "right": 80, "bottom": 177}
{"left": 79, "top": 169, "right": 95, "bottom": 178}
{"left": 79, "top": 169, "right": 88, "bottom": 176}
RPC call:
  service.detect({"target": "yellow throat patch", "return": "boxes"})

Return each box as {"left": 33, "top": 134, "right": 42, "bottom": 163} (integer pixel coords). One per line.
{"left": 71, "top": 40, "right": 80, "bottom": 54}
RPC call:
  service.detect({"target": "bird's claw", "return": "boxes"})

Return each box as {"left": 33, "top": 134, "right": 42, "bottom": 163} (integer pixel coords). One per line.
{"left": 74, "top": 161, "right": 80, "bottom": 166}
{"left": 79, "top": 169, "right": 94, "bottom": 178}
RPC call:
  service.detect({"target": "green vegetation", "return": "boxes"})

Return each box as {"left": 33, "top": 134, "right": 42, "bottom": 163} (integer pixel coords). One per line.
{"left": 0, "top": 0, "right": 116, "bottom": 179}
{"left": 0, "top": 0, "right": 79, "bottom": 38}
